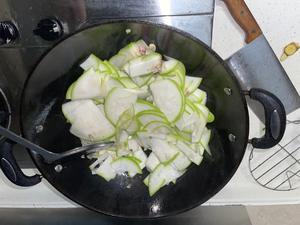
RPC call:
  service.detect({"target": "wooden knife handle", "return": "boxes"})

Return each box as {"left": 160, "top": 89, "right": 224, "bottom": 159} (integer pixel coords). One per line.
{"left": 222, "top": 0, "right": 262, "bottom": 43}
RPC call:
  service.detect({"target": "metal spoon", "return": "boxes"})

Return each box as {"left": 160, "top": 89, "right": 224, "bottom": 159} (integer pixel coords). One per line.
{"left": 0, "top": 125, "right": 114, "bottom": 163}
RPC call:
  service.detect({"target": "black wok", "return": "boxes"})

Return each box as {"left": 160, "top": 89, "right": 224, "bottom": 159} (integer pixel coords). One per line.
{"left": 0, "top": 21, "right": 286, "bottom": 218}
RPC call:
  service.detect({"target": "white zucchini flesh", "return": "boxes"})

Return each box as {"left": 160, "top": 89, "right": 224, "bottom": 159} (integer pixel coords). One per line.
{"left": 123, "top": 53, "right": 162, "bottom": 77}
{"left": 109, "top": 54, "right": 127, "bottom": 69}
{"left": 188, "top": 89, "right": 207, "bottom": 105}
{"left": 161, "top": 164, "right": 184, "bottom": 185}
{"left": 110, "top": 40, "right": 151, "bottom": 69}
{"left": 150, "top": 138, "right": 178, "bottom": 163}
{"left": 143, "top": 121, "right": 172, "bottom": 133}
{"left": 148, "top": 163, "right": 183, "bottom": 196}
{"left": 175, "top": 111, "right": 198, "bottom": 132}
{"left": 128, "top": 138, "right": 141, "bottom": 152}
{"left": 103, "top": 60, "right": 119, "bottom": 78}
{"left": 177, "top": 141, "right": 203, "bottom": 165}
{"left": 105, "top": 76, "right": 124, "bottom": 91}
{"left": 80, "top": 54, "right": 100, "bottom": 71}
{"left": 126, "top": 88, "right": 150, "bottom": 99}
{"left": 119, "top": 77, "right": 139, "bottom": 89}
{"left": 184, "top": 76, "right": 202, "bottom": 96}
{"left": 132, "top": 74, "right": 153, "bottom": 87}
{"left": 111, "top": 157, "right": 142, "bottom": 176}
{"left": 160, "top": 59, "right": 178, "bottom": 75}
{"left": 104, "top": 88, "right": 138, "bottom": 124}
{"left": 62, "top": 100, "right": 88, "bottom": 123}
{"left": 150, "top": 79, "right": 184, "bottom": 123}
{"left": 134, "top": 99, "right": 156, "bottom": 114}
{"left": 200, "top": 128, "right": 212, "bottom": 155}
{"left": 143, "top": 175, "right": 150, "bottom": 186}
{"left": 127, "top": 118, "right": 140, "bottom": 135}
{"left": 133, "top": 149, "right": 147, "bottom": 169}
{"left": 146, "top": 152, "right": 160, "bottom": 172}
{"left": 94, "top": 155, "right": 116, "bottom": 181}
{"left": 69, "top": 100, "right": 115, "bottom": 141}
{"left": 89, "top": 152, "right": 109, "bottom": 172}
{"left": 170, "top": 149, "right": 191, "bottom": 171}
{"left": 148, "top": 164, "right": 166, "bottom": 196}
{"left": 66, "top": 82, "right": 75, "bottom": 99}
{"left": 137, "top": 110, "right": 168, "bottom": 126}
{"left": 71, "top": 68, "right": 103, "bottom": 100}
{"left": 116, "top": 106, "right": 135, "bottom": 130}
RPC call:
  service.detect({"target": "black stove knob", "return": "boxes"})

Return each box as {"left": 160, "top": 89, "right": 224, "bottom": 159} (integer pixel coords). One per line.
{"left": 33, "top": 18, "right": 63, "bottom": 41}
{"left": 0, "top": 21, "right": 19, "bottom": 45}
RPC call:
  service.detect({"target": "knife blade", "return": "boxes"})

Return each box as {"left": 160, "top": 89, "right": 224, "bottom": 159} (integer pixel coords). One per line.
{"left": 223, "top": 0, "right": 300, "bottom": 116}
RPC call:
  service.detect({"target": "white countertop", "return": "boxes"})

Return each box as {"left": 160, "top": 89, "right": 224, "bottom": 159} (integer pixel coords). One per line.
{"left": 1, "top": 0, "right": 300, "bottom": 208}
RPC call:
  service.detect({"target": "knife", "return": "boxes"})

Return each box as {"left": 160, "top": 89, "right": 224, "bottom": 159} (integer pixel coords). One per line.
{"left": 222, "top": 0, "right": 300, "bottom": 117}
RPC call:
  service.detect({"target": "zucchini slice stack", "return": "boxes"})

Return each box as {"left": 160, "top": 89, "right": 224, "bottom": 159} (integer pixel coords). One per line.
{"left": 62, "top": 39, "right": 214, "bottom": 196}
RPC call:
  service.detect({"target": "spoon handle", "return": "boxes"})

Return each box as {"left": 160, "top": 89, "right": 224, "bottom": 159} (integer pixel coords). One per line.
{"left": 0, "top": 125, "right": 55, "bottom": 160}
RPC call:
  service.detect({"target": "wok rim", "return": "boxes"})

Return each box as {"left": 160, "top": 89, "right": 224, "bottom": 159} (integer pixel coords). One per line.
{"left": 21, "top": 19, "right": 250, "bottom": 219}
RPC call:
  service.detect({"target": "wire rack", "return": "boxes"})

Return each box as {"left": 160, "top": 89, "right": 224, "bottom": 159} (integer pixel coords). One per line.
{"left": 249, "top": 120, "right": 300, "bottom": 191}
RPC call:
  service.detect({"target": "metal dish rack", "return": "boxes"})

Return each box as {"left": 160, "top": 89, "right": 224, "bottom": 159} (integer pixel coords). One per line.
{"left": 249, "top": 120, "right": 300, "bottom": 191}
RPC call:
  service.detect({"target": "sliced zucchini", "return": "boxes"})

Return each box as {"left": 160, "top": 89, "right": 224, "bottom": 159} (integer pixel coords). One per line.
{"left": 150, "top": 138, "right": 178, "bottom": 163}
{"left": 160, "top": 59, "right": 178, "bottom": 75}
{"left": 143, "top": 175, "right": 150, "bottom": 186}
{"left": 93, "top": 97, "right": 104, "bottom": 105}
{"left": 89, "top": 152, "right": 109, "bottom": 172}
{"left": 126, "top": 88, "right": 150, "bottom": 99}
{"left": 177, "top": 141, "right": 203, "bottom": 165}
{"left": 69, "top": 100, "right": 115, "bottom": 141}
{"left": 146, "top": 152, "right": 160, "bottom": 172}
{"left": 148, "top": 164, "right": 166, "bottom": 196}
{"left": 116, "top": 106, "right": 135, "bottom": 130}
{"left": 175, "top": 110, "right": 198, "bottom": 132}
{"left": 122, "top": 53, "right": 162, "bottom": 77}
{"left": 137, "top": 110, "right": 168, "bottom": 126}
{"left": 132, "top": 74, "right": 153, "bottom": 87}
{"left": 144, "top": 121, "right": 173, "bottom": 135}
{"left": 94, "top": 155, "right": 116, "bottom": 181}
{"left": 134, "top": 99, "right": 157, "bottom": 114}
{"left": 168, "top": 146, "right": 191, "bottom": 171}
{"left": 148, "top": 162, "right": 183, "bottom": 196}
{"left": 127, "top": 118, "right": 140, "bottom": 135}
{"left": 62, "top": 99, "right": 88, "bottom": 123}
{"left": 104, "top": 88, "right": 138, "bottom": 124}
{"left": 200, "top": 128, "right": 212, "bottom": 155}
{"left": 110, "top": 40, "right": 153, "bottom": 68}
{"left": 119, "top": 77, "right": 139, "bottom": 89}
{"left": 128, "top": 138, "right": 141, "bottom": 152}
{"left": 71, "top": 68, "right": 103, "bottom": 100}
{"left": 103, "top": 60, "right": 119, "bottom": 78}
{"left": 133, "top": 149, "right": 147, "bottom": 169}
{"left": 184, "top": 76, "right": 202, "bottom": 96}
{"left": 109, "top": 54, "right": 127, "bottom": 69}
{"left": 111, "top": 156, "right": 142, "bottom": 176}
{"left": 150, "top": 79, "right": 185, "bottom": 123}
{"left": 80, "top": 54, "right": 101, "bottom": 71}
{"left": 188, "top": 89, "right": 207, "bottom": 105}
{"left": 66, "top": 82, "right": 75, "bottom": 99}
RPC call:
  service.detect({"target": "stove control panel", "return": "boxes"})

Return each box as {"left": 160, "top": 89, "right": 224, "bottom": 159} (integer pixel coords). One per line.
{"left": 0, "top": 21, "right": 18, "bottom": 45}
{"left": 33, "top": 18, "right": 63, "bottom": 41}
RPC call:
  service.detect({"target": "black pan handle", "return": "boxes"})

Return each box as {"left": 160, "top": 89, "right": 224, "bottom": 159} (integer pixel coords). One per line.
{"left": 247, "top": 88, "right": 286, "bottom": 149}
{"left": 0, "top": 140, "right": 42, "bottom": 187}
